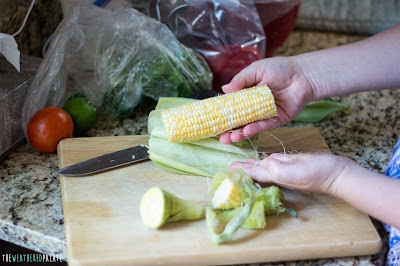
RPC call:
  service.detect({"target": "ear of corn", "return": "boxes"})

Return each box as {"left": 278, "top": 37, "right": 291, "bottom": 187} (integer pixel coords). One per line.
{"left": 161, "top": 85, "right": 277, "bottom": 143}
{"left": 147, "top": 97, "right": 260, "bottom": 177}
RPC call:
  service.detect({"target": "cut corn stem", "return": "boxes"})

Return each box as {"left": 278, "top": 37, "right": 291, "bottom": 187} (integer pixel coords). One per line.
{"left": 140, "top": 186, "right": 205, "bottom": 229}
{"left": 162, "top": 84, "right": 277, "bottom": 143}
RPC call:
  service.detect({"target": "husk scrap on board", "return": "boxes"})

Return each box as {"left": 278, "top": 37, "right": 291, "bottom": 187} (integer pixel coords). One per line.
{"left": 206, "top": 169, "right": 297, "bottom": 244}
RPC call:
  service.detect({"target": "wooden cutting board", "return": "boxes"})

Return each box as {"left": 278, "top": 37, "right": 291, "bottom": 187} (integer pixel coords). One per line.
{"left": 57, "top": 126, "right": 381, "bottom": 266}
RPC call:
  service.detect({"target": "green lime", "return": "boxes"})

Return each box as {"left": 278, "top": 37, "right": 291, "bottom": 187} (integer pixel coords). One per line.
{"left": 62, "top": 97, "right": 98, "bottom": 136}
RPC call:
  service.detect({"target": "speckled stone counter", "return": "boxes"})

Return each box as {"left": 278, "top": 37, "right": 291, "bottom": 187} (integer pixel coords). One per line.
{"left": 0, "top": 30, "right": 396, "bottom": 265}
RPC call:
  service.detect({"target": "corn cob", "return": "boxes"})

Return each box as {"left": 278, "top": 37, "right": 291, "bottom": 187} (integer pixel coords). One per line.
{"left": 212, "top": 178, "right": 245, "bottom": 209}
{"left": 161, "top": 85, "right": 277, "bottom": 143}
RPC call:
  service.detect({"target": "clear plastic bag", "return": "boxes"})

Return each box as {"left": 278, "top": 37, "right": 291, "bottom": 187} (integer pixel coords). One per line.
{"left": 130, "top": 0, "right": 266, "bottom": 92}
{"left": 21, "top": 4, "right": 212, "bottom": 137}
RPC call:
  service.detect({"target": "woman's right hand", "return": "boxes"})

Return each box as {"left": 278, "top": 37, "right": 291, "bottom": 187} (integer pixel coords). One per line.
{"left": 220, "top": 56, "right": 315, "bottom": 144}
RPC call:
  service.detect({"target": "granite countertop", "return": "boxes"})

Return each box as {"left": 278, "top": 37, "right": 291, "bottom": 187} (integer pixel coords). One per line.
{"left": 0, "top": 29, "right": 397, "bottom": 265}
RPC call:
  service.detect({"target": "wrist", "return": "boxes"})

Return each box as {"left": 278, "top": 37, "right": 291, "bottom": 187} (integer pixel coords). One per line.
{"left": 327, "top": 156, "right": 366, "bottom": 199}
{"left": 290, "top": 54, "right": 323, "bottom": 102}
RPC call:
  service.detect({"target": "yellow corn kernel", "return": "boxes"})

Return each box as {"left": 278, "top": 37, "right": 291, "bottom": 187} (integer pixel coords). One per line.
{"left": 161, "top": 84, "right": 277, "bottom": 143}
{"left": 212, "top": 178, "right": 244, "bottom": 209}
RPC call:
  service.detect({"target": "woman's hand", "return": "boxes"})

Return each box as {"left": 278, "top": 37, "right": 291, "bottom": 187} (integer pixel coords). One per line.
{"left": 220, "top": 57, "right": 315, "bottom": 144}
{"left": 231, "top": 153, "right": 400, "bottom": 228}
{"left": 230, "top": 153, "right": 352, "bottom": 195}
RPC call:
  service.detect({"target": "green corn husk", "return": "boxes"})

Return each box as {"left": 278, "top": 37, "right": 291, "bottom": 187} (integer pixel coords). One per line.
{"left": 206, "top": 191, "right": 255, "bottom": 244}
{"left": 256, "top": 186, "right": 298, "bottom": 218}
{"left": 206, "top": 169, "right": 257, "bottom": 243}
{"left": 147, "top": 97, "right": 259, "bottom": 177}
{"left": 215, "top": 200, "right": 266, "bottom": 230}
{"left": 206, "top": 170, "right": 297, "bottom": 244}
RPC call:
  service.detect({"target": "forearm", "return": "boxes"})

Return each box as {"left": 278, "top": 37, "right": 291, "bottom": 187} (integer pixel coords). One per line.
{"left": 331, "top": 161, "right": 400, "bottom": 228}
{"left": 293, "top": 24, "right": 400, "bottom": 101}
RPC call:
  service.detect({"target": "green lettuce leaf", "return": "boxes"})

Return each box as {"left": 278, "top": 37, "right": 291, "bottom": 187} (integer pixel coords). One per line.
{"left": 293, "top": 99, "right": 351, "bottom": 123}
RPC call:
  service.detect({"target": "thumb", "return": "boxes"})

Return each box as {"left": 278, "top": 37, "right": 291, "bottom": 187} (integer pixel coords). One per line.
{"left": 222, "top": 65, "right": 260, "bottom": 93}
{"left": 221, "top": 78, "right": 246, "bottom": 93}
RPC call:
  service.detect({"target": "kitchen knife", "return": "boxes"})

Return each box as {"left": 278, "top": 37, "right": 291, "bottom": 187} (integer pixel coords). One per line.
{"left": 56, "top": 145, "right": 149, "bottom": 176}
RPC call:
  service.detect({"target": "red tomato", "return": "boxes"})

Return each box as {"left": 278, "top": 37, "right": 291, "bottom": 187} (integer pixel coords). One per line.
{"left": 27, "top": 107, "right": 74, "bottom": 153}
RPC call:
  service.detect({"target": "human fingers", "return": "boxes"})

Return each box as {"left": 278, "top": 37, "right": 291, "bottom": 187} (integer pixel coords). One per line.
{"left": 219, "top": 102, "right": 289, "bottom": 144}
{"left": 230, "top": 158, "right": 275, "bottom": 183}
{"left": 221, "top": 62, "right": 263, "bottom": 93}
{"left": 220, "top": 118, "right": 284, "bottom": 144}
{"left": 219, "top": 132, "right": 232, "bottom": 145}
{"left": 221, "top": 77, "right": 247, "bottom": 94}
{"left": 220, "top": 127, "right": 253, "bottom": 144}
{"left": 231, "top": 154, "right": 326, "bottom": 191}
{"left": 242, "top": 117, "right": 284, "bottom": 136}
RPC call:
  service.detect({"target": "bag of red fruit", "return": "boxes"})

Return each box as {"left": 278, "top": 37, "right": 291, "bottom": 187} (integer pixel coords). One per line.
{"left": 132, "top": 0, "right": 266, "bottom": 92}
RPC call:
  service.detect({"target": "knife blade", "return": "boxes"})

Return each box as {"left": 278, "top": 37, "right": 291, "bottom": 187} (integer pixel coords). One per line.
{"left": 56, "top": 145, "right": 149, "bottom": 176}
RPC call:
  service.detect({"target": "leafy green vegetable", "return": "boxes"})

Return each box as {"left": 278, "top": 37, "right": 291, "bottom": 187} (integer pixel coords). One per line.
{"left": 293, "top": 99, "right": 351, "bottom": 123}
{"left": 147, "top": 97, "right": 259, "bottom": 177}
{"left": 101, "top": 44, "right": 212, "bottom": 118}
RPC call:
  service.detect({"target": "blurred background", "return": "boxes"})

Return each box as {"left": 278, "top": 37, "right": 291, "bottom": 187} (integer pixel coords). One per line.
{"left": 1, "top": 0, "right": 400, "bottom": 58}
